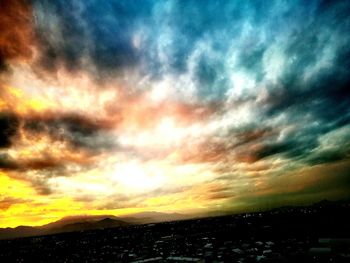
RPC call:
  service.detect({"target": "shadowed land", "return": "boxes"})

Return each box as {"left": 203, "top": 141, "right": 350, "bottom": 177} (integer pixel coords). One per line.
{"left": 0, "top": 200, "right": 349, "bottom": 262}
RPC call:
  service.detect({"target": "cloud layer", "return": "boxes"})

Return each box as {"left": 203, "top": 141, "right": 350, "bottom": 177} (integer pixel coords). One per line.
{"left": 0, "top": 0, "right": 350, "bottom": 227}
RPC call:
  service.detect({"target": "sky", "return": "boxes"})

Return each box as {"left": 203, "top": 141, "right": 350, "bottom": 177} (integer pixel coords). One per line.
{"left": 0, "top": 0, "right": 350, "bottom": 228}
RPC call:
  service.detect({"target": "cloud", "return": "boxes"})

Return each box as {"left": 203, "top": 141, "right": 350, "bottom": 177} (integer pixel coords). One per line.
{"left": 0, "top": 196, "right": 28, "bottom": 210}
{"left": 32, "top": 0, "right": 153, "bottom": 77}
{"left": 0, "top": 0, "right": 35, "bottom": 72}
{"left": 0, "top": 153, "right": 64, "bottom": 172}
{"left": 24, "top": 113, "right": 116, "bottom": 152}
{"left": 0, "top": 112, "right": 116, "bottom": 169}
{"left": 1, "top": 0, "right": 350, "bottom": 223}
{"left": 228, "top": 159, "right": 350, "bottom": 210}
{"left": 0, "top": 112, "right": 19, "bottom": 148}
{"left": 0, "top": 111, "right": 119, "bottom": 195}
{"left": 0, "top": 154, "right": 19, "bottom": 170}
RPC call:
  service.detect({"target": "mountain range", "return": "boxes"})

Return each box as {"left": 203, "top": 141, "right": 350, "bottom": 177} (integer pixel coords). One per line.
{"left": 3, "top": 200, "right": 345, "bottom": 240}
{"left": 0, "top": 212, "right": 190, "bottom": 240}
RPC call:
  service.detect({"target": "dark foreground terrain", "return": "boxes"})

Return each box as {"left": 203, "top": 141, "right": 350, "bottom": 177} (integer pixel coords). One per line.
{"left": 0, "top": 200, "right": 349, "bottom": 263}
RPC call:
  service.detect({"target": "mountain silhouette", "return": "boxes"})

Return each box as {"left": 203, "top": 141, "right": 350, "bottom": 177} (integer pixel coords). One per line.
{"left": 0, "top": 216, "right": 129, "bottom": 240}
{"left": 0, "top": 211, "right": 190, "bottom": 240}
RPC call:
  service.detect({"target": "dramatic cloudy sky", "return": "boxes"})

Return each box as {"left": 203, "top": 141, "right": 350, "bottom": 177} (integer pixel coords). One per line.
{"left": 1, "top": 0, "right": 350, "bottom": 227}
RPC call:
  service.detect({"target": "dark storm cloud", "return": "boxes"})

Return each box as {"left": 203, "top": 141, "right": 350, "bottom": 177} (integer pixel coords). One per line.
{"left": 0, "top": 154, "right": 19, "bottom": 170}
{"left": 32, "top": 0, "right": 152, "bottom": 75}
{"left": 0, "top": 153, "right": 64, "bottom": 172}
{"left": 305, "top": 127, "right": 350, "bottom": 165}
{"left": 0, "top": 112, "right": 19, "bottom": 148}
{"left": 254, "top": 137, "right": 319, "bottom": 161}
{"left": 0, "top": 111, "right": 115, "bottom": 154}
{"left": 259, "top": 1, "right": 350, "bottom": 133}
{"left": 24, "top": 114, "right": 115, "bottom": 152}
{"left": 306, "top": 150, "right": 348, "bottom": 166}
{"left": 0, "top": 112, "right": 116, "bottom": 184}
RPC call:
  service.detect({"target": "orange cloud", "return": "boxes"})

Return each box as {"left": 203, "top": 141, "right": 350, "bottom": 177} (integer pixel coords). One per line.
{"left": 0, "top": 0, "right": 35, "bottom": 63}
